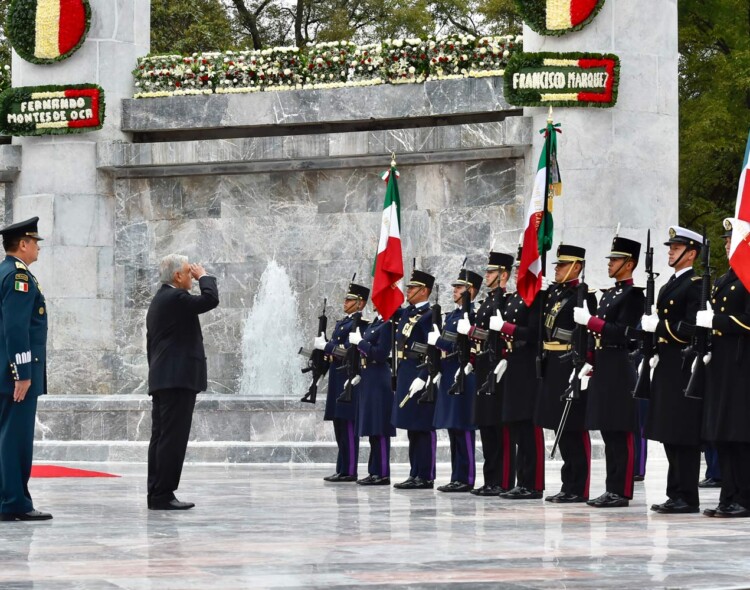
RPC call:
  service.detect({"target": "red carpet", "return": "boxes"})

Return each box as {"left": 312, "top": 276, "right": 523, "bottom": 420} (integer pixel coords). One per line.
{"left": 30, "top": 465, "right": 120, "bottom": 478}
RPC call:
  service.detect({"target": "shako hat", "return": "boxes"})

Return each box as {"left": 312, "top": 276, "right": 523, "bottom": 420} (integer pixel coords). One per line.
{"left": 0, "top": 217, "right": 43, "bottom": 241}
{"left": 606, "top": 236, "right": 641, "bottom": 262}
{"left": 345, "top": 282, "right": 370, "bottom": 301}
{"left": 664, "top": 226, "right": 703, "bottom": 249}
{"left": 553, "top": 244, "right": 585, "bottom": 264}
{"left": 406, "top": 269, "right": 435, "bottom": 290}
{"left": 486, "top": 251, "right": 515, "bottom": 272}
{"left": 452, "top": 268, "right": 483, "bottom": 291}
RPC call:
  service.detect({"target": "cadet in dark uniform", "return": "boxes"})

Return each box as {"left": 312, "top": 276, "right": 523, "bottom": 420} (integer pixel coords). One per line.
{"left": 435, "top": 269, "right": 483, "bottom": 492}
{"left": 536, "top": 245, "right": 597, "bottom": 503}
{"left": 489, "top": 254, "right": 546, "bottom": 500}
{"left": 349, "top": 313, "right": 395, "bottom": 485}
{"left": 468, "top": 252, "right": 516, "bottom": 496}
{"left": 0, "top": 217, "right": 51, "bottom": 522}
{"left": 642, "top": 226, "right": 704, "bottom": 514}
{"left": 314, "top": 282, "right": 369, "bottom": 482}
{"left": 698, "top": 219, "right": 750, "bottom": 517}
{"left": 574, "top": 236, "right": 644, "bottom": 508}
{"left": 391, "top": 270, "right": 437, "bottom": 490}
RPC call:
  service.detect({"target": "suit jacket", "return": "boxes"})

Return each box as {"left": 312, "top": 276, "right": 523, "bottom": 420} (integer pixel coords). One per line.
{"left": 147, "top": 276, "right": 219, "bottom": 395}
{"left": 0, "top": 256, "right": 47, "bottom": 397}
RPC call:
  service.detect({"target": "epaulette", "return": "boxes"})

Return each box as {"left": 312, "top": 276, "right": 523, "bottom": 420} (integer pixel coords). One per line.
{"left": 14, "top": 261, "right": 26, "bottom": 270}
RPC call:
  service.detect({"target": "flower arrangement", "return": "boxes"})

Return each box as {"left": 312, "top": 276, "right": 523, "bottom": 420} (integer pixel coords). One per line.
{"left": 515, "top": 0, "right": 606, "bottom": 36}
{"left": 133, "top": 35, "right": 522, "bottom": 99}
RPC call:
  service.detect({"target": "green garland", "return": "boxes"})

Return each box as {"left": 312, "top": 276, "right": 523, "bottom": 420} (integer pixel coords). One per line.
{"left": 515, "top": 0, "right": 606, "bottom": 36}
{"left": 504, "top": 51, "right": 619, "bottom": 108}
{"left": 0, "top": 83, "right": 105, "bottom": 136}
{"left": 7, "top": 0, "right": 92, "bottom": 65}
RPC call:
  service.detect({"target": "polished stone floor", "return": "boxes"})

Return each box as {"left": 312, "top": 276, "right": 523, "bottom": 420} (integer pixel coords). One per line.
{"left": 1, "top": 458, "right": 748, "bottom": 589}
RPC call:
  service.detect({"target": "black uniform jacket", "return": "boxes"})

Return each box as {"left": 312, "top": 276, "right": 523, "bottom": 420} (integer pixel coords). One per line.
{"left": 703, "top": 269, "right": 750, "bottom": 442}
{"left": 584, "top": 279, "right": 644, "bottom": 432}
{"left": 534, "top": 281, "right": 597, "bottom": 431}
{"left": 645, "top": 269, "right": 703, "bottom": 445}
{"left": 471, "top": 287, "right": 506, "bottom": 427}
{"left": 147, "top": 276, "right": 220, "bottom": 395}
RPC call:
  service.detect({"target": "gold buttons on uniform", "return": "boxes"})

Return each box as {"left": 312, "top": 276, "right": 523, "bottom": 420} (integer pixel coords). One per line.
{"left": 39, "top": 307, "right": 44, "bottom": 315}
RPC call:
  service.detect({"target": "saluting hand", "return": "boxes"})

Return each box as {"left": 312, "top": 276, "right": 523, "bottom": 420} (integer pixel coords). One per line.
{"left": 13, "top": 379, "right": 31, "bottom": 402}
{"left": 189, "top": 264, "right": 207, "bottom": 280}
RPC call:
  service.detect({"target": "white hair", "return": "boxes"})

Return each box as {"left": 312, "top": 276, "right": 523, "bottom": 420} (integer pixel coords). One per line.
{"left": 159, "top": 254, "right": 188, "bottom": 284}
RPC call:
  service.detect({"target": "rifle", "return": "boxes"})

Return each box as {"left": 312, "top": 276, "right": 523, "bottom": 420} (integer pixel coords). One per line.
{"left": 684, "top": 232, "right": 711, "bottom": 400}
{"left": 417, "top": 285, "right": 442, "bottom": 405}
{"left": 632, "top": 230, "right": 657, "bottom": 400}
{"left": 299, "top": 298, "right": 329, "bottom": 404}
{"left": 476, "top": 287, "right": 504, "bottom": 396}
{"left": 337, "top": 312, "right": 363, "bottom": 404}
{"left": 448, "top": 288, "right": 472, "bottom": 396}
{"left": 550, "top": 275, "right": 588, "bottom": 459}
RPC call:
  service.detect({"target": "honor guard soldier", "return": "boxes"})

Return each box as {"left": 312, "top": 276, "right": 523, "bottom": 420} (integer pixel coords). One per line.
{"left": 314, "top": 281, "right": 369, "bottom": 482}
{"left": 434, "top": 269, "right": 483, "bottom": 492}
{"left": 536, "top": 245, "right": 597, "bottom": 504}
{"left": 697, "top": 219, "right": 750, "bottom": 517}
{"left": 573, "top": 235, "right": 645, "bottom": 508}
{"left": 468, "top": 251, "right": 516, "bottom": 496}
{"left": 391, "top": 270, "right": 437, "bottom": 490}
{"left": 489, "top": 249, "right": 546, "bottom": 500}
{"left": 349, "top": 311, "right": 395, "bottom": 485}
{"left": 0, "top": 217, "right": 51, "bottom": 522}
{"left": 642, "top": 226, "right": 704, "bottom": 514}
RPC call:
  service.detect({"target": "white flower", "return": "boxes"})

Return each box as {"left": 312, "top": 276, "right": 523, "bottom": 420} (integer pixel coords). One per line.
{"left": 394, "top": 39, "right": 403, "bottom": 48}
{"left": 479, "top": 48, "right": 487, "bottom": 55}
{"left": 408, "top": 66, "right": 416, "bottom": 74}
{"left": 503, "top": 50, "right": 510, "bottom": 58}
{"left": 329, "top": 73, "right": 334, "bottom": 79}
{"left": 284, "top": 68, "right": 291, "bottom": 75}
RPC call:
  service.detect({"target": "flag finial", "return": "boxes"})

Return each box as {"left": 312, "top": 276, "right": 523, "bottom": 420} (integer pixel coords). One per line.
{"left": 391, "top": 152, "right": 397, "bottom": 168}
{"left": 547, "top": 106, "right": 554, "bottom": 125}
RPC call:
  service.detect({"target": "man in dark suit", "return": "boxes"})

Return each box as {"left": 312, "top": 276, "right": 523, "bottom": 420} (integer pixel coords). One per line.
{"left": 0, "top": 217, "right": 51, "bottom": 522}
{"left": 147, "top": 254, "right": 219, "bottom": 510}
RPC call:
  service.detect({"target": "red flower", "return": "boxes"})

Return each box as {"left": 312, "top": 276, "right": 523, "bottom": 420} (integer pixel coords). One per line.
{"left": 175, "top": 81, "right": 181, "bottom": 87}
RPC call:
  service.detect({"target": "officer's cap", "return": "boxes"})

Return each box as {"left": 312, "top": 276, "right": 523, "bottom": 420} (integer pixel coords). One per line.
{"left": 345, "top": 282, "right": 370, "bottom": 301}
{"left": 721, "top": 218, "right": 733, "bottom": 239}
{"left": 406, "top": 269, "right": 435, "bottom": 290}
{"left": 554, "top": 244, "right": 585, "bottom": 264}
{"left": 664, "top": 226, "right": 703, "bottom": 249}
{"left": 606, "top": 236, "right": 641, "bottom": 262}
{"left": 452, "top": 269, "right": 483, "bottom": 291}
{"left": 486, "top": 251, "right": 514, "bottom": 272}
{"left": 0, "top": 217, "right": 43, "bottom": 241}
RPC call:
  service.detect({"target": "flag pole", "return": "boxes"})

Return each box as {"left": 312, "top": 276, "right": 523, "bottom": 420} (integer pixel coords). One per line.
{"left": 390, "top": 152, "right": 399, "bottom": 390}
{"left": 536, "top": 107, "right": 554, "bottom": 380}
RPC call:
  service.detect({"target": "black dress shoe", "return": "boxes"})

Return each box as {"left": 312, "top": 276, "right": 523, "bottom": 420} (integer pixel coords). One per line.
{"left": 323, "top": 473, "right": 341, "bottom": 482}
{"left": 714, "top": 503, "right": 750, "bottom": 518}
{"left": 633, "top": 475, "right": 645, "bottom": 482}
{"left": 357, "top": 475, "right": 390, "bottom": 486}
{"left": 149, "top": 499, "right": 195, "bottom": 511}
{"left": 326, "top": 473, "right": 357, "bottom": 483}
{"left": 437, "top": 481, "right": 473, "bottom": 493}
{"left": 471, "top": 485, "right": 503, "bottom": 497}
{"left": 0, "top": 510, "right": 53, "bottom": 521}
{"left": 651, "top": 498, "right": 676, "bottom": 512}
{"left": 703, "top": 503, "right": 725, "bottom": 517}
{"left": 698, "top": 477, "right": 722, "bottom": 488}
{"left": 393, "top": 476, "right": 416, "bottom": 489}
{"left": 412, "top": 477, "right": 434, "bottom": 489}
{"left": 546, "top": 492, "right": 587, "bottom": 504}
{"left": 656, "top": 498, "right": 699, "bottom": 514}
{"left": 499, "top": 486, "right": 543, "bottom": 500}
{"left": 587, "top": 492, "right": 629, "bottom": 508}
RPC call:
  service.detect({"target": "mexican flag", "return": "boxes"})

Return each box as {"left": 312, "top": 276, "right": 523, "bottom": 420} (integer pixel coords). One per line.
{"left": 728, "top": 129, "right": 750, "bottom": 291}
{"left": 547, "top": 0, "right": 602, "bottom": 30}
{"left": 516, "top": 121, "right": 561, "bottom": 306}
{"left": 371, "top": 166, "right": 404, "bottom": 321}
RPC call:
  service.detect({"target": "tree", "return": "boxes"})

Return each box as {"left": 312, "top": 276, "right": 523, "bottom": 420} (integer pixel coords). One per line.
{"left": 151, "top": 0, "right": 236, "bottom": 55}
{"left": 678, "top": 0, "right": 750, "bottom": 269}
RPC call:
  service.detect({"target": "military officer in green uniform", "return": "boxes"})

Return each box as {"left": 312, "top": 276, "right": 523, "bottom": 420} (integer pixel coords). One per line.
{"left": 0, "top": 217, "right": 51, "bottom": 522}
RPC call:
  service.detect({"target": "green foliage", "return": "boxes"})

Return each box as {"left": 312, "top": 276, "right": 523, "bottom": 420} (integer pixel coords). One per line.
{"left": 151, "top": 0, "right": 236, "bottom": 55}
{"left": 678, "top": 0, "right": 750, "bottom": 272}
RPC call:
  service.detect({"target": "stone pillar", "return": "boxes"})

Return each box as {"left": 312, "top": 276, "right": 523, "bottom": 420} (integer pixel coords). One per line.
{"left": 523, "top": 0, "right": 678, "bottom": 286}
{"left": 10, "top": 0, "right": 150, "bottom": 393}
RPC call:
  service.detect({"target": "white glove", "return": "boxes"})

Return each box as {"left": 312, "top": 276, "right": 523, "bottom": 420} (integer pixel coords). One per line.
{"left": 641, "top": 306, "right": 659, "bottom": 333}
{"left": 464, "top": 363, "right": 474, "bottom": 375}
{"left": 494, "top": 359, "right": 508, "bottom": 382}
{"left": 348, "top": 328, "right": 363, "bottom": 346}
{"left": 408, "top": 377, "right": 426, "bottom": 397}
{"left": 433, "top": 373, "right": 442, "bottom": 388}
{"left": 351, "top": 375, "right": 361, "bottom": 387}
{"left": 454, "top": 367, "right": 461, "bottom": 381}
{"left": 696, "top": 304, "right": 714, "bottom": 329}
{"left": 649, "top": 354, "right": 659, "bottom": 369}
{"left": 703, "top": 352, "right": 712, "bottom": 365}
{"left": 457, "top": 313, "right": 472, "bottom": 335}
{"left": 489, "top": 310, "right": 504, "bottom": 332}
{"left": 540, "top": 276, "right": 553, "bottom": 291}
{"left": 573, "top": 306, "right": 591, "bottom": 326}
{"left": 578, "top": 362, "right": 593, "bottom": 391}
{"left": 427, "top": 325, "right": 440, "bottom": 346}
{"left": 313, "top": 332, "right": 327, "bottom": 350}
